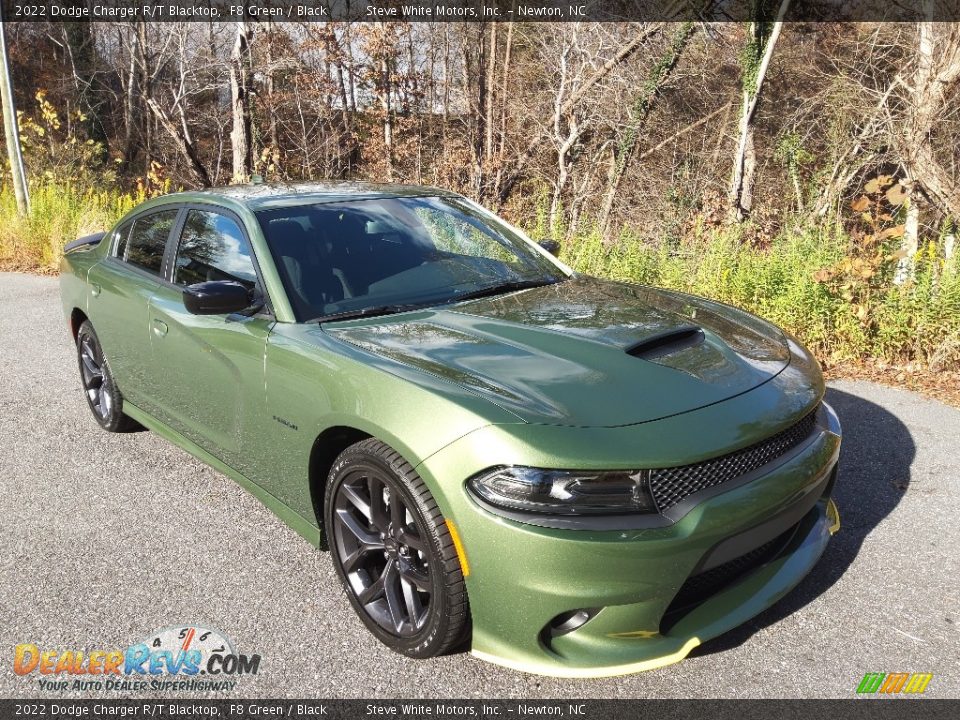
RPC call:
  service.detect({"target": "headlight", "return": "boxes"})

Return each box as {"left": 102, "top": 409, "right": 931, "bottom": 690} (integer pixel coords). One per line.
{"left": 466, "top": 466, "right": 656, "bottom": 515}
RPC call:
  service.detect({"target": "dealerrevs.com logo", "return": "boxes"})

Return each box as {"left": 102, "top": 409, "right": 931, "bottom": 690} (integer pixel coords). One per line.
{"left": 14, "top": 625, "right": 261, "bottom": 692}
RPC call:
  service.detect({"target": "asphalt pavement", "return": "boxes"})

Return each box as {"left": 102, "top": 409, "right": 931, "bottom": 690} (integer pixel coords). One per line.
{"left": 0, "top": 271, "right": 957, "bottom": 698}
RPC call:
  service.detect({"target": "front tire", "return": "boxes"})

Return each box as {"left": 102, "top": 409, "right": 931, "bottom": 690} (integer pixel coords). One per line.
{"left": 325, "top": 438, "right": 470, "bottom": 658}
{"left": 76, "top": 320, "right": 140, "bottom": 433}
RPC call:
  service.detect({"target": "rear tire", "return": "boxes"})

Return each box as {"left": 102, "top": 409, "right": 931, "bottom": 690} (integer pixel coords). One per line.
{"left": 325, "top": 438, "right": 470, "bottom": 658}
{"left": 76, "top": 320, "right": 140, "bottom": 433}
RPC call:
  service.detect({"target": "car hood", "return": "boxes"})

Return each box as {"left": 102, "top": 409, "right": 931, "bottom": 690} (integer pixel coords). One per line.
{"left": 325, "top": 276, "right": 790, "bottom": 427}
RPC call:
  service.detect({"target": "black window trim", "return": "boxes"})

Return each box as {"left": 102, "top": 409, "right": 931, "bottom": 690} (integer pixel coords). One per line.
{"left": 165, "top": 203, "right": 275, "bottom": 319}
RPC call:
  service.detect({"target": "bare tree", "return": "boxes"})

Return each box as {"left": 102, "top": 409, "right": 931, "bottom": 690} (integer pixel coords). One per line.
{"left": 136, "top": 23, "right": 214, "bottom": 187}
{"left": 229, "top": 20, "right": 254, "bottom": 183}
{"left": 892, "top": 17, "right": 960, "bottom": 221}
{"left": 10, "top": 16, "right": 954, "bottom": 254}
{"left": 728, "top": 0, "right": 790, "bottom": 220}
{"left": 597, "top": 22, "right": 695, "bottom": 236}
{"left": 496, "top": 22, "right": 666, "bottom": 207}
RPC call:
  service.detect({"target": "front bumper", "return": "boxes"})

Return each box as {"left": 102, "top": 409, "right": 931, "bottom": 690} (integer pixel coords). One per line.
{"left": 418, "top": 396, "right": 841, "bottom": 677}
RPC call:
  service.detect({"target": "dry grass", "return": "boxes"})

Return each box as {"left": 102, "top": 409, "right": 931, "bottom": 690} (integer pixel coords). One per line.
{"left": 0, "top": 184, "right": 138, "bottom": 273}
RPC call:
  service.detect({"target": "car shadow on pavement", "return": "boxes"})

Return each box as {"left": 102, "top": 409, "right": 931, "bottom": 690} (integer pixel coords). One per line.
{"left": 692, "top": 386, "right": 915, "bottom": 657}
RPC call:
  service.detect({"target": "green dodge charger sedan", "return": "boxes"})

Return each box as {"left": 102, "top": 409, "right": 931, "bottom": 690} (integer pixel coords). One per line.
{"left": 60, "top": 181, "right": 841, "bottom": 677}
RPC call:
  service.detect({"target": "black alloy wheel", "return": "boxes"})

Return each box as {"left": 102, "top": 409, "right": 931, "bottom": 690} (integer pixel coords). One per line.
{"left": 325, "top": 438, "right": 470, "bottom": 658}
{"left": 76, "top": 320, "right": 139, "bottom": 432}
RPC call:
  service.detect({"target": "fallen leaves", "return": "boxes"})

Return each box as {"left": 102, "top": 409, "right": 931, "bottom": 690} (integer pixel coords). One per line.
{"left": 826, "top": 361, "right": 960, "bottom": 408}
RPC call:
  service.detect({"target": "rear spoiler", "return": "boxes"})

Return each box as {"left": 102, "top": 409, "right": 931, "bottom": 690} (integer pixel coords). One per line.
{"left": 64, "top": 232, "right": 106, "bottom": 254}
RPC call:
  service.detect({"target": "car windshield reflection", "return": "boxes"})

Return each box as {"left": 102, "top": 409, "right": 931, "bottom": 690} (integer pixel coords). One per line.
{"left": 255, "top": 196, "right": 566, "bottom": 323}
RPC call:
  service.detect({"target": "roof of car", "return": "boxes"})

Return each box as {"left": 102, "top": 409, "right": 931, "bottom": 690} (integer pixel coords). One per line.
{"left": 173, "top": 180, "right": 458, "bottom": 210}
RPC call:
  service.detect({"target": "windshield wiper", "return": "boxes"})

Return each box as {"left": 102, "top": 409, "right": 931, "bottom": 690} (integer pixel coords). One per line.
{"left": 450, "top": 277, "right": 561, "bottom": 303}
{"left": 311, "top": 304, "right": 425, "bottom": 325}
{"left": 312, "top": 277, "right": 562, "bottom": 323}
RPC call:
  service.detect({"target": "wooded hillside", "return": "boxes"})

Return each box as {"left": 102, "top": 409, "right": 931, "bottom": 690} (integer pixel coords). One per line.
{"left": 6, "top": 20, "right": 957, "bottom": 237}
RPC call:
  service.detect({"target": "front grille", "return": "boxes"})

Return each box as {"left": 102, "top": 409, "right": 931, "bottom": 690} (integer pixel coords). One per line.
{"left": 649, "top": 404, "right": 820, "bottom": 512}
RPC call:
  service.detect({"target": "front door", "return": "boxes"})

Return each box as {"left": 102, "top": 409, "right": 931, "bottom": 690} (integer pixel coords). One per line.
{"left": 147, "top": 207, "right": 272, "bottom": 469}
{"left": 86, "top": 209, "right": 180, "bottom": 413}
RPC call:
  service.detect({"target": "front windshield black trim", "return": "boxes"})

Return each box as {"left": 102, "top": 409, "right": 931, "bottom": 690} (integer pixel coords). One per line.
{"left": 446, "top": 276, "right": 564, "bottom": 304}
{"left": 310, "top": 303, "right": 433, "bottom": 325}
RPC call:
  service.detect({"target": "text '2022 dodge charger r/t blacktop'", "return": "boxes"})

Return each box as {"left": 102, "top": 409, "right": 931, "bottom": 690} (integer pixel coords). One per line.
{"left": 60, "top": 181, "right": 841, "bottom": 677}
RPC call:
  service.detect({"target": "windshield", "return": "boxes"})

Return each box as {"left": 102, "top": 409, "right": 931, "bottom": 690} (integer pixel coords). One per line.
{"left": 255, "top": 195, "right": 567, "bottom": 322}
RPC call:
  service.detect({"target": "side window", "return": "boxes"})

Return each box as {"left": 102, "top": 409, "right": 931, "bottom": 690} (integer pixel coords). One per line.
{"left": 110, "top": 222, "right": 132, "bottom": 258}
{"left": 174, "top": 209, "right": 258, "bottom": 290}
{"left": 117, "top": 210, "right": 178, "bottom": 276}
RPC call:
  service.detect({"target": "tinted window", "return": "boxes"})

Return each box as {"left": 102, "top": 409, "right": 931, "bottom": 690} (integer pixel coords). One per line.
{"left": 174, "top": 210, "right": 258, "bottom": 289}
{"left": 110, "top": 222, "right": 132, "bottom": 257}
{"left": 117, "top": 210, "right": 178, "bottom": 276}
{"left": 256, "top": 196, "right": 562, "bottom": 321}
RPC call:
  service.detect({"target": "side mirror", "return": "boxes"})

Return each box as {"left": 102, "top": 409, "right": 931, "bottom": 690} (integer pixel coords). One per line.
{"left": 183, "top": 281, "right": 252, "bottom": 316}
{"left": 538, "top": 239, "right": 561, "bottom": 256}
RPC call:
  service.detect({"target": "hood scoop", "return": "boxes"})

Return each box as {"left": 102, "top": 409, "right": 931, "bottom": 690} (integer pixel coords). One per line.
{"left": 626, "top": 325, "right": 705, "bottom": 361}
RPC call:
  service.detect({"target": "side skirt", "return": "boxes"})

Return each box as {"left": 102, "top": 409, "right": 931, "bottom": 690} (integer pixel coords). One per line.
{"left": 122, "top": 401, "right": 322, "bottom": 548}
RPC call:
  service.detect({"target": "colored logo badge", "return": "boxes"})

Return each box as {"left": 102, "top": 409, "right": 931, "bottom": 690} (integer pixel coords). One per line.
{"left": 856, "top": 673, "right": 933, "bottom": 695}
{"left": 14, "top": 625, "right": 261, "bottom": 692}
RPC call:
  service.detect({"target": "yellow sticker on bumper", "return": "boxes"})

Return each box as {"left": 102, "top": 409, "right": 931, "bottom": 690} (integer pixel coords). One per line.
{"left": 826, "top": 498, "right": 841, "bottom": 535}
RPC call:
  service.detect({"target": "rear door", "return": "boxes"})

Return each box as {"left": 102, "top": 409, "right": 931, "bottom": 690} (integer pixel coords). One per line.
{"left": 147, "top": 206, "right": 273, "bottom": 469}
{"left": 85, "top": 208, "right": 180, "bottom": 412}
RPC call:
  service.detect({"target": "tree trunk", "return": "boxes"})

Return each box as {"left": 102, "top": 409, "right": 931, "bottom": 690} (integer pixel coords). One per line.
{"left": 894, "top": 18, "right": 960, "bottom": 221}
{"left": 464, "top": 24, "right": 488, "bottom": 195}
{"left": 485, "top": 23, "right": 497, "bottom": 171}
{"left": 895, "top": 197, "right": 921, "bottom": 284}
{"left": 264, "top": 21, "right": 279, "bottom": 153}
{"left": 378, "top": 55, "right": 393, "bottom": 181}
{"left": 548, "top": 40, "right": 574, "bottom": 233}
{"left": 550, "top": 118, "right": 581, "bottom": 234}
{"left": 491, "top": 21, "right": 514, "bottom": 206}
{"left": 0, "top": 19, "right": 29, "bottom": 214}
{"left": 324, "top": 27, "right": 356, "bottom": 176}
{"left": 135, "top": 22, "right": 151, "bottom": 168}
{"left": 442, "top": 24, "right": 450, "bottom": 125}
{"left": 230, "top": 21, "right": 254, "bottom": 184}
{"left": 728, "top": 0, "right": 789, "bottom": 221}
{"left": 120, "top": 27, "right": 139, "bottom": 171}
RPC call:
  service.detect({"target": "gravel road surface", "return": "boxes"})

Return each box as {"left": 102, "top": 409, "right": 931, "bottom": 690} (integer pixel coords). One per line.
{"left": 1, "top": 271, "right": 957, "bottom": 699}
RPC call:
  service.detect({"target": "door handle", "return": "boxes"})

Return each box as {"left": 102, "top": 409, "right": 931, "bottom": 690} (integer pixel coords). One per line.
{"left": 90, "top": 284, "right": 101, "bottom": 297}
{"left": 151, "top": 319, "right": 168, "bottom": 337}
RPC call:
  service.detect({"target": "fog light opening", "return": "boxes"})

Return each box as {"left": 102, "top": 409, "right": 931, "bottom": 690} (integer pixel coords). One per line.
{"left": 547, "top": 608, "right": 601, "bottom": 638}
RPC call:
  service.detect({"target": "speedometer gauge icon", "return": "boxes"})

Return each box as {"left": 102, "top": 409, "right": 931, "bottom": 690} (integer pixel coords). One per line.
{"left": 139, "top": 625, "right": 234, "bottom": 667}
